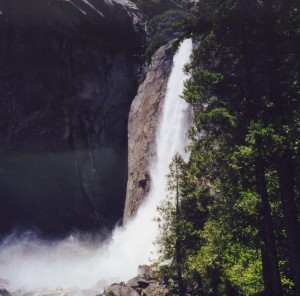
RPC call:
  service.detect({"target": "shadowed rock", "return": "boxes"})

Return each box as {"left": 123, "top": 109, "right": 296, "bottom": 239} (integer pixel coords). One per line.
{"left": 0, "top": 0, "right": 145, "bottom": 236}
{"left": 0, "top": 287, "right": 11, "bottom": 296}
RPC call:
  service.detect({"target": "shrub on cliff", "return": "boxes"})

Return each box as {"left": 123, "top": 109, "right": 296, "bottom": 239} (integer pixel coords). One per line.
{"left": 145, "top": 10, "right": 193, "bottom": 58}
{"left": 133, "top": 0, "right": 180, "bottom": 18}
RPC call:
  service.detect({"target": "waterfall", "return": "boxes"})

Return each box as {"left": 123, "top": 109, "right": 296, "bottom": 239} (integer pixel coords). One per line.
{"left": 0, "top": 39, "right": 193, "bottom": 295}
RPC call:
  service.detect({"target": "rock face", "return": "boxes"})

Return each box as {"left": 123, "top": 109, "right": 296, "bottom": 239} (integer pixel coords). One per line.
{"left": 124, "top": 44, "right": 173, "bottom": 223}
{"left": 0, "top": 0, "right": 145, "bottom": 236}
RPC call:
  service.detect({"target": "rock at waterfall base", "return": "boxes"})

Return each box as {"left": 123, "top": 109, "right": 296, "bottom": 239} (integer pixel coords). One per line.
{"left": 102, "top": 265, "right": 168, "bottom": 296}
{"left": 104, "top": 284, "right": 139, "bottom": 296}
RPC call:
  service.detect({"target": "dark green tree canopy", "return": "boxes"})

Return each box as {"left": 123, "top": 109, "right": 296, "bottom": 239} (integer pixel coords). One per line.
{"left": 155, "top": 0, "right": 300, "bottom": 295}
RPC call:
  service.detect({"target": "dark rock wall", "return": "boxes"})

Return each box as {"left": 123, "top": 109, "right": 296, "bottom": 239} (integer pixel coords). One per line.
{"left": 0, "top": 0, "right": 145, "bottom": 236}
{"left": 124, "top": 44, "right": 173, "bottom": 223}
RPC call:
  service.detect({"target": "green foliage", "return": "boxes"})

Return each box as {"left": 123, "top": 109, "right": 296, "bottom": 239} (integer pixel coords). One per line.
{"left": 132, "top": 0, "right": 195, "bottom": 58}
{"left": 133, "top": 0, "right": 176, "bottom": 17}
{"left": 146, "top": 10, "right": 193, "bottom": 58}
{"left": 223, "top": 245, "right": 263, "bottom": 295}
{"left": 105, "top": 291, "right": 117, "bottom": 296}
{"left": 132, "top": 0, "right": 192, "bottom": 18}
{"left": 155, "top": 0, "right": 300, "bottom": 295}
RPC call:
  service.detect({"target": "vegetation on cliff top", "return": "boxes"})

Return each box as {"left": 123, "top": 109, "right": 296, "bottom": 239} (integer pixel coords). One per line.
{"left": 132, "top": 0, "right": 195, "bottom": 58}
{"left": 154, "top": 0, "right": 300, "bottom": 295}
{"left": 133, "top": 0, "right": 187, "bottom": 17}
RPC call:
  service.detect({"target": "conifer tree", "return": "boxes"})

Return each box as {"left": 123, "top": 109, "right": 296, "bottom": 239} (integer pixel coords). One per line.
{"left": 156, "top": 0, "right": 300, "bottom": 294}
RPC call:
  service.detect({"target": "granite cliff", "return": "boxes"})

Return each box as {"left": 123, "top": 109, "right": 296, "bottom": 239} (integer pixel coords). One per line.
{"left": 124, "top": 43, "right": 173, "bottom": 223}
{"left": 0, "top": 0, "right": 145, "bottom": 236}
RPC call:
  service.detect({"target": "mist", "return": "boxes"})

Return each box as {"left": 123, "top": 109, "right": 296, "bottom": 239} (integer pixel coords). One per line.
{"left": 0, "top": 39, "right": 193, "bottom": 296}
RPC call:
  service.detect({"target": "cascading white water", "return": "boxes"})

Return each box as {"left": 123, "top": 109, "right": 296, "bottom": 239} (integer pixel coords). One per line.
{"left": 0, "top": 39, "right": 193, "bottom": 295}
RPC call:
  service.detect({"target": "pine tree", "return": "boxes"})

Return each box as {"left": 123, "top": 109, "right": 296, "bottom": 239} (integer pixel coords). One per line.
{"left": 156, "top": 153, "right": 186, "bottom": 296}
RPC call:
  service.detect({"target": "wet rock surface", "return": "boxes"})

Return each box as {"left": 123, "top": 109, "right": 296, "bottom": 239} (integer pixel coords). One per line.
{"left": 124, "top": 44, "right": 173, "bottom": 223}
{"left": 0, "top": 0, "right": 145, "bottom": 236}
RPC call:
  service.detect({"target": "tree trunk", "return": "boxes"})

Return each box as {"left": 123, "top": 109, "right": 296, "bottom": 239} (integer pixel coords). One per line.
{"left": 175, "top": 156, "right": 185, "bottom": 296}
{"left": 277, "top": 150, "right": 300, "bottom": 295}
{"left": 255, "top": 139, "right": 283, "bottom": 296}
{"left": 176, "top": 239, "right": 184, "bottom": 296}
{"left": 263, "top": 1, "right": 300, "bottom": 293}
{"left": 261, "top": 246, "right": 273, "bottom": 296}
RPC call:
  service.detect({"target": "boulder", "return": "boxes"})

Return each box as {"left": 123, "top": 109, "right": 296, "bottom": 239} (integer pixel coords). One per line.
{"left": 142, "top": 282, "right": 168, "bottom": 296}
{"left": 137, "top": 265, "right": 154, "bottom": 280}
{"left": 102, "top": 265, "right": 167, "bottom": 296}
{"left": 126, "top": 277, "right": 151, "bottom": 289}
{"left": 104, "top": 283, "right": 139, "bottom": 296}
